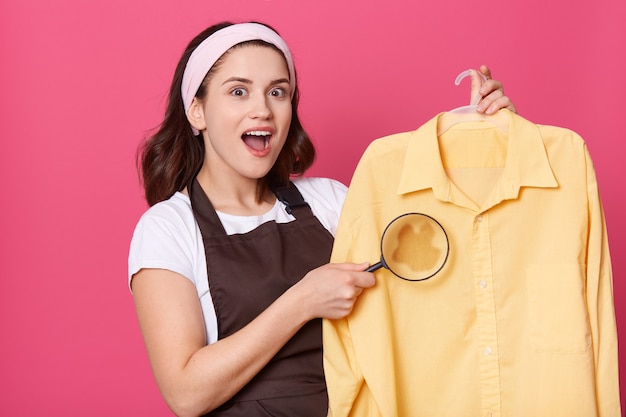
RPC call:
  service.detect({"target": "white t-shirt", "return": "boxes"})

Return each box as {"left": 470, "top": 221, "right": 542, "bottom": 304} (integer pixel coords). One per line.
{"left": 128, "top": 177, "right": 347, "bottom": 344}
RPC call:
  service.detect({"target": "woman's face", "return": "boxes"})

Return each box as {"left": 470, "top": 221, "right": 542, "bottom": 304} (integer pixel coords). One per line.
{"left": 196, "top": 45, "right": 293, "bottom": 182}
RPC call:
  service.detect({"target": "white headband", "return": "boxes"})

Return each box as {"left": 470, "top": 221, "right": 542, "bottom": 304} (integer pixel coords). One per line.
{"left": 181, "top": 23, "right": 296, "bottom": 117}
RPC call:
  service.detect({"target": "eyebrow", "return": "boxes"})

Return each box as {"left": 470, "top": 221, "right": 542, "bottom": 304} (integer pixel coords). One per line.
{"left": 222, "top": 77, "right": 290, "bottom": 86}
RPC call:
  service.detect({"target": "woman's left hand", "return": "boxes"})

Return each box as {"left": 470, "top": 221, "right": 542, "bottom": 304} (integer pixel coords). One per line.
{"left": 470, "top": 65, "right": 517, "bottom": 115}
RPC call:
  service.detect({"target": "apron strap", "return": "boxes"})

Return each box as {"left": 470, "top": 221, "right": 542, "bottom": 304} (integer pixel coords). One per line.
{"left": 273, "top": 181, "right": 313, "bottom": 218}
{"left": 189, "top": 178, "right": 228, "bottom": 238}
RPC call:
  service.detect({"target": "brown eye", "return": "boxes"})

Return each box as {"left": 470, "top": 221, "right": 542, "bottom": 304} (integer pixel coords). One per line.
{"left": 269, "top": 87, "right": 286, "bottom": 98}
{"left": 231, "top": 88, "right": 247, "bottom": 97}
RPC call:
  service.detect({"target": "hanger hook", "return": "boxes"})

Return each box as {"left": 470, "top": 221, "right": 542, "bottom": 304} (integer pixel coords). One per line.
{"left": 454, "top": 69, "right": 488, "bottom": 105}
{"left": 454, "top": 69, "right": 488, "bottom": 86}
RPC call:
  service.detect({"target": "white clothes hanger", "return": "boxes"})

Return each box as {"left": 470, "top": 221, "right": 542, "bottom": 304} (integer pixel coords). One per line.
{"left": 437, "top": 69, "right": 509, "bottom": 135}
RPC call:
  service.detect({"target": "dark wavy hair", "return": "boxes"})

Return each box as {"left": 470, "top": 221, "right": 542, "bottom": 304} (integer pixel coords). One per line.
{"left": 137, "top": 22, "right": 315, "bottom": 206}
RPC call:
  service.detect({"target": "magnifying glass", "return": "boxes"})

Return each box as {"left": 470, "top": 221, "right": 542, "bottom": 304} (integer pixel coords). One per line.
{"left": 365, "top": 213, "right": 449, "bottom": 281}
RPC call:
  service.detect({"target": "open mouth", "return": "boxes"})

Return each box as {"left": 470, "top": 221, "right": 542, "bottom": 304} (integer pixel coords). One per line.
{"left": 242, "top": 130, "right": 271, "bottom": 151}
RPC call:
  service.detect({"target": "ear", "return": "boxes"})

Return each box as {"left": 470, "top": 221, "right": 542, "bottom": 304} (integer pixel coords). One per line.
{"left": 186, "top": 97, "right": 207, "bottom": 132}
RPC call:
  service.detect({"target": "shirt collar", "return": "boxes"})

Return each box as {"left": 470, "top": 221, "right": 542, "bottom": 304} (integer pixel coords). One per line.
{"left": 396, "top": 109, "right": 558, "bottom": 202}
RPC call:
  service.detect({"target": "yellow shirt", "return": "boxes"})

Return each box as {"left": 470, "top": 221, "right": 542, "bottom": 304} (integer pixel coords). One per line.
{"left": 324, "top": 110, "right": 620, "bottom": 417}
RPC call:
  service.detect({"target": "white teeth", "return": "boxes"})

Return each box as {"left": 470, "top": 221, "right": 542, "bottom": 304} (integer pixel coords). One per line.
{"left": 264, "top": 138, "right": 269, "bottom": 149}
{"left": 245, "top": 130, "right": 271, "bottom": 136}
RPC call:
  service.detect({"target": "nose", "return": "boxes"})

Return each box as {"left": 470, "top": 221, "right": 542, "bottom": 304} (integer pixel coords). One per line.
{"left": 249, "top": 95, "right": 272, "bottom": 119}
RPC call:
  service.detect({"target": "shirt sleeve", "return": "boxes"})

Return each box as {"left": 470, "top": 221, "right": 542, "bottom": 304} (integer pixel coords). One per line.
{"left": 323, "top": 317, "right": 366, "bottom": 417}
{"left": 583, "top": 145, "right": 621, "bottom": 416}
{"left": 128, "top": 202, "right": 197, "bottom": 291}
{"left": 323, "top": 153, "right": 385, "bottom": 417}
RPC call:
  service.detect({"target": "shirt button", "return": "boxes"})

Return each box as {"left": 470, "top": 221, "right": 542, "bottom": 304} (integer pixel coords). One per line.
{"left": 476, "top": 215, "right": 483, "bottom": 222}
{"left": 479, "top": 280, "right": 487, "bottom": 288}
{"left": 484, "top": 347, "right": 493, "bottom": 356}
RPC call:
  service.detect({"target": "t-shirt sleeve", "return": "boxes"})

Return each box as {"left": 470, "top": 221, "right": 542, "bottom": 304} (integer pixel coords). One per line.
{"left": 293, "top": 177, "right": 348, "bottom": 237}
{"left": 128, "top": 202, "right": 197, "bottom": 291}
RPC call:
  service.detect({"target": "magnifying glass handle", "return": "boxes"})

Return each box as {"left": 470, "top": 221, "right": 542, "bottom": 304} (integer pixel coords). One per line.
{"left": 365, "top": 261, "right": 383, "bottom": 273}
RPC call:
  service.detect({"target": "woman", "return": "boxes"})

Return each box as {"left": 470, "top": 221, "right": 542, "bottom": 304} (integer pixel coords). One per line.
{"left": 129, "top": 21, "right": 515, "bottom": 417}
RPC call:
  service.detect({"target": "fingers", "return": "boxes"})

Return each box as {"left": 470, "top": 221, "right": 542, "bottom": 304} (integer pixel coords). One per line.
{"left": 469, "top": 66, "right": 494, "bottom": 105}
{"left": 479, "top": 65, "right": 492, "bottom": 80}
{"left": 333, "top": 262, "right": 371, "bottom": 271}
{"left": 333, "top": 262, "right": 376, "bottom": 288}
{"left": 353, "top": 286, "right": 364, "bottom": 298}
{"left": 482, "top": 95, "right": 517, "bottom": 114}
{"left": 476, "top": 78, "right": 502, "bottom": 104}
{"left": 476, "top": 86, "right": 503, "bottom": 114}
{"left": 300, "top": 262, "right": 377, "bottom": 320}
{"left": 475, "top": 65, "right": 518, "bottom": 114}
{"left": 354, "top": 271, "right": 376, "bottom": 289}
{"left": 477, "top": 86, "right": 517, "bottom": 114}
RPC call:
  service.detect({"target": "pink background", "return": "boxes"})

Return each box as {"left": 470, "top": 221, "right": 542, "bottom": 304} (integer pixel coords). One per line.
{"left": 1, "top": 0, "right": 625, "bottom": 414}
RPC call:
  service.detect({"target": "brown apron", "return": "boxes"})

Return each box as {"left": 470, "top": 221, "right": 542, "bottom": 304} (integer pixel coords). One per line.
{"left": 189, "top": 179, "right": 333, "bottom": 417}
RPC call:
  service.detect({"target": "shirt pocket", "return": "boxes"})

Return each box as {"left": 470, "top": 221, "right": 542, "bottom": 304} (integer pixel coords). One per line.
{"left": 526, "top": 263, "right": 591, "bottom": 354}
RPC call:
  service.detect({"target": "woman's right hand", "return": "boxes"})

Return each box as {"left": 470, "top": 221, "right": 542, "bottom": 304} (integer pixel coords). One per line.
{"left": 291, "top": 262, "right": 376, "bottom": 320}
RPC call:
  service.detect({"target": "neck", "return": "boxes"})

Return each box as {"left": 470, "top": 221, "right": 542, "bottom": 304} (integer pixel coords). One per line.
{"left": 195, "top": 166, "right": 275, "bottom": 216}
